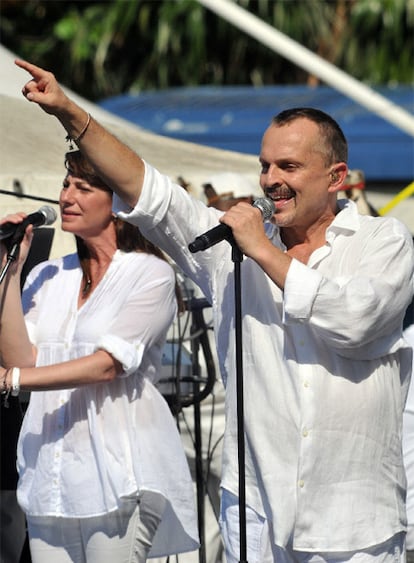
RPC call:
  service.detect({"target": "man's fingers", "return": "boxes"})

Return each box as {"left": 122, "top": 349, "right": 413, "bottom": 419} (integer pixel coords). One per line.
{"left": 15, "top": 58, "right": 44, "bottom": 78}
{"left": 16, "top": 59, "right": 54, "bottom": 95}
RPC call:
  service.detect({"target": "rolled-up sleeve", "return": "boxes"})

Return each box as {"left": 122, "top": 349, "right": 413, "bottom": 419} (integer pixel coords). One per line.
{"left": 283, "top": 216, "right": 414, "bottom": 359}
{"left": 94, "top": 334, "right": 145, "bottom": 377}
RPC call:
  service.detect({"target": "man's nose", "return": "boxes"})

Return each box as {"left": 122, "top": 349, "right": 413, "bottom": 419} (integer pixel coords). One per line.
{"left": 262, "top": 164, "right": 283, "bottom": 189}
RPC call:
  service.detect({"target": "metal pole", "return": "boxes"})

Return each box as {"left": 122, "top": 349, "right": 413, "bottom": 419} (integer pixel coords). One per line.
{"left": 197, "top": 0, "right": 414, "bottom": 137}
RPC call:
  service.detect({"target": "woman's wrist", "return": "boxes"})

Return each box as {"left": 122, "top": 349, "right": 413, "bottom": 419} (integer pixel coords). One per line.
{"left": 11, "top": 367, "right": 21, "bottom": 397}
{"left": 1, "top": 367, "right": 21, "bottom": 394}
{"left": 0, "top": 368, "right": 15, "bottom": 407}
{"left": 0, "top": 368, "right": 10, "bottom": 394}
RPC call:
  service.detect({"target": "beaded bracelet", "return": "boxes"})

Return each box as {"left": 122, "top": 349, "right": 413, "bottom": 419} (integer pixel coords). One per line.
{"left": 66, "top": 112, "right": 91, "bottom": 150}
{"left": 1, "top": 369, "right": 12, "bottom": 408}
{"left": 0, "top": 369, "right": 9, "bottom": 395}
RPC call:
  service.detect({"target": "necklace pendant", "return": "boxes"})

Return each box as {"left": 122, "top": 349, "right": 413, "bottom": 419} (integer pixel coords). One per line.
{"left": 82, "top": 279, "right": 92, "bottom": 295}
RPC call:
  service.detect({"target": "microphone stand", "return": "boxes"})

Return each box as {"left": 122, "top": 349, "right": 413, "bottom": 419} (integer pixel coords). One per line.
{"left": 0, "top": 221, "right": 28, "bottom": 285}
{"left": 189, "top": 221, "right": 258, "bottom": 562}
{"left": 0, "top": 241, "right": 20, "bottom": 285}
{"left": 229, "top": 236, "right": 248, "bottom": 563}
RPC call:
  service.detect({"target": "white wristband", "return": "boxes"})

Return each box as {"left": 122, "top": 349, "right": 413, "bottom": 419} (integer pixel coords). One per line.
{"left": 11, "top": 367, "right": 20, "bottom": 397}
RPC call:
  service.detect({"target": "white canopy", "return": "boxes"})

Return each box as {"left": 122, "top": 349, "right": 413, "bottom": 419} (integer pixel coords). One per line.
{"left": 0, "top": 45, "right": 262, "bottom": 257}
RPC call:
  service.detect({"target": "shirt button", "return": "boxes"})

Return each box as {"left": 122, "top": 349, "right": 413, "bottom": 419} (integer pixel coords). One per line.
{"left": 303, "top": 381, "right": 309, "bottom": 388}
{"left": 298, "top": 480, "right": 305, "bottom": 488}
{"left": 302, "top": 429, "right": 309, "bottom": 437}
{"left": 299, "top": 340, "right": 305, "bottom": 346}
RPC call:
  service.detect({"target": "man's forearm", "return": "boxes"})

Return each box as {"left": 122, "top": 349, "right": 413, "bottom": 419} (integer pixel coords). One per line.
{"left": 62, "top": 101, "right": 145, "bottom": 208}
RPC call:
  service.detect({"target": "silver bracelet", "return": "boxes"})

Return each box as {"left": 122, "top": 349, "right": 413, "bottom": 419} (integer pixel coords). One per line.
{"left": 66, "top": 112, "right": 92, "bottom": 150}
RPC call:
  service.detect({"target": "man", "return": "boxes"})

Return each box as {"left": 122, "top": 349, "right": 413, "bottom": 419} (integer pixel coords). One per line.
{"left": 17, "top": 59, "right": 414, "bottom": 563}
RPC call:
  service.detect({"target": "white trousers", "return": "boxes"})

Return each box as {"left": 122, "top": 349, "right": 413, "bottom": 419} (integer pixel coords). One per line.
{"left": 27, "top": 492, "right": 166, "bottom": 563}
{"left": 220, "top": 490, "right": 406, "bottom": 563}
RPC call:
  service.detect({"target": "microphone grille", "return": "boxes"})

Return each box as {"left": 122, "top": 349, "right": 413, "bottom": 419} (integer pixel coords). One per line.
{"left": 253, "top": 197, "right": 275, "bottom": 221}
{"left": 39, "top": 205, "right": 58, "bottom": 226}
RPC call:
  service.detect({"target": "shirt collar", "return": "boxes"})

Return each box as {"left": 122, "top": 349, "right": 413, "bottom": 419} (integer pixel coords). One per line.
{"left": 327, "top": 198, "right": 361, "bottom": 237}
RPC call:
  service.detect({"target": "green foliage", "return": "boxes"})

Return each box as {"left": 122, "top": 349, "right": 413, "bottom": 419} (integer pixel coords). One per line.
{"left": 0, "top": 0, "right": 412, "bottom": 100}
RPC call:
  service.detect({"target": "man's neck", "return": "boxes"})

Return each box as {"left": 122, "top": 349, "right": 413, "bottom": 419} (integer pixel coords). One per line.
{"left": 281, "top": 214, "right": 335, "bottom": 263}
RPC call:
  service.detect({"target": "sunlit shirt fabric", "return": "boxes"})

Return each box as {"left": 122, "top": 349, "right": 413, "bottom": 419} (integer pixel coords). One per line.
{"left": 403, "top": 324, "right": 414, "bottom": 550}
{"left": 17, "top": 249, "right": 199, "bottom": 557}
{"left": 114, "top": 161, "right": 414, "bottom": 552}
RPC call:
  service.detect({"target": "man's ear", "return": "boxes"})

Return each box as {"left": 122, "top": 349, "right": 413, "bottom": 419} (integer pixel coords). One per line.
{"left": 328, "top": 163, "right": 348, "bottom": 193}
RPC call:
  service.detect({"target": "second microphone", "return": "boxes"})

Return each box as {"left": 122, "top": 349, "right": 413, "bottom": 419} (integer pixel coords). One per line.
{"left": 188, "top": 197, "right": 275, "bottom": 253}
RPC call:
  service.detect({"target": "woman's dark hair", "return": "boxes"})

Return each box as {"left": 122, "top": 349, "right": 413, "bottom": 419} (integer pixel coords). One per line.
{"left": 65, "top": 150, "right": 184, "bottom": 311}
{"left": 272, "top": 107, "right": 348, "bottom": 165}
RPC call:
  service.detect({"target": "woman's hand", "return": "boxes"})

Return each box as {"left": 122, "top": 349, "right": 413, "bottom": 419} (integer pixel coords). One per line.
{"left": 0, "top": 212, "right": 34, "bottom": 272}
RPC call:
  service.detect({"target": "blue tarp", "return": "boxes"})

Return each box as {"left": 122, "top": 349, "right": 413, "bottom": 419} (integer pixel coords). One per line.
{"left": 100, "top": 85, "right": 414, "bottom": 182}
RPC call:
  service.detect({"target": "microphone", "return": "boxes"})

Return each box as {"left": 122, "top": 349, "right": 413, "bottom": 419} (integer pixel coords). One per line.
{"left": 188, "top": 197, "right": 275, "bottom": 253}
{"left": 0, "top": 206, "right": 58, "bottom": 244}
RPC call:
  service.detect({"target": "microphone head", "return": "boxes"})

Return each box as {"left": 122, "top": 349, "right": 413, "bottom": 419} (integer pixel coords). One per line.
{"left": 253, "top": 197, "right": 275, "bottom": 221}
{"left": 38, "top": 205, "right": 58, "bottom": 226}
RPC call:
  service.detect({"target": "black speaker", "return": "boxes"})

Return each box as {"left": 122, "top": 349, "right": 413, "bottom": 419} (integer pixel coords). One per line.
{"left": 20, "top": 227, "right": 55, "bottom": 289}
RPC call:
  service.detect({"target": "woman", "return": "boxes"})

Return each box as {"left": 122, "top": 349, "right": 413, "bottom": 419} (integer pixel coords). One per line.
{"left": 0, "top": 150, "right": 199, "bottom": 563}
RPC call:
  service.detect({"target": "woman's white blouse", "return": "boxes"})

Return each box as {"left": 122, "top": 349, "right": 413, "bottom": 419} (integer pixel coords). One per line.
{"left": 17, "top": 250, "right": 199, "bottom": 557}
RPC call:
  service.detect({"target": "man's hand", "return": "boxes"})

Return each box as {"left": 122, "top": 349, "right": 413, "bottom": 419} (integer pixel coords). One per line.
{"left": 15, "top": 58, "right": 146, "bottom": 209}
{"left": 219, "top": 201, "right": 270, "bottom": 258}
{"left": 220, "top": 201, "right": 292, "bottom": 289}
{"left": 16, "top": 59, "right": 69, "bottom": 116}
